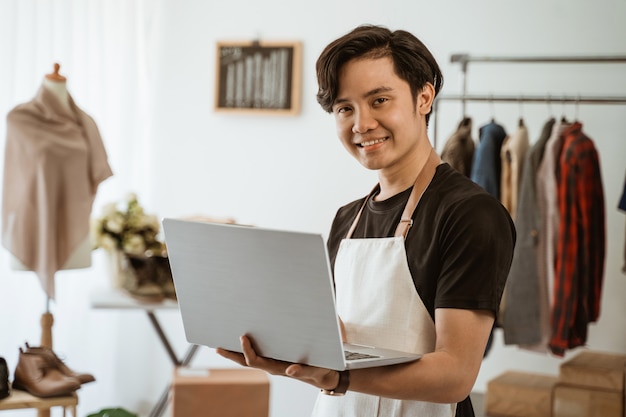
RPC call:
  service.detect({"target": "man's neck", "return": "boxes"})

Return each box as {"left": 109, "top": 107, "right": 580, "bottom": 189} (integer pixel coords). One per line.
{"left": 375, "top": 144, "right": 435, "bottom": 201}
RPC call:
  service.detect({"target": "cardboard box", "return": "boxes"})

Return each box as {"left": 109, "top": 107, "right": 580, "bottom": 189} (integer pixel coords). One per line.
{"left": 559, "top": 351, "right": 626, "bottom": 392}
{"left": 485, "top": 370, "right": 558, "bottom": 417}
{"left": 171, "top": 367, "right": 270, "bottom": 417}
{"left": 553, "top": 384, "right": 623, "bottom": 417}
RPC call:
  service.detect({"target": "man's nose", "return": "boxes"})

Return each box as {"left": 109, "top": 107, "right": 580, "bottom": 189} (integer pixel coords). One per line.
{"left": 352, "top": 109, "right": 377, "bottom": 134}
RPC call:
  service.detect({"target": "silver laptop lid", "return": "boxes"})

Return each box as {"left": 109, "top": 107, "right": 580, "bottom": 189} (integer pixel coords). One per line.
{"left": 162, "top": 218, "right": 348, "bottom": 370}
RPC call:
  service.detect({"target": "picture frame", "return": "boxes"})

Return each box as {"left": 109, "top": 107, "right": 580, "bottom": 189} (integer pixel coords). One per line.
{"left": 214, "top": 40, "right": 302, "bottom": 115}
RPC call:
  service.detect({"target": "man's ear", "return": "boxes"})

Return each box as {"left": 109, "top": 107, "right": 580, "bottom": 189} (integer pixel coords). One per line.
{"left": 417, "top": 83, "right": 436, "bottom": 116}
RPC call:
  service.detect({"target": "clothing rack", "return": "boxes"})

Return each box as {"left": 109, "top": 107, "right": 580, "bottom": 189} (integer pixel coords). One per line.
{"left": 432, "top": 54, "right": 626, "bottom": 147}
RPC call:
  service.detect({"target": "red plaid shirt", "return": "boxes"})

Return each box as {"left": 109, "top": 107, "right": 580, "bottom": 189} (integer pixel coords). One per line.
{"left": 550, "top": 122, "right": 605, "bottom": 356}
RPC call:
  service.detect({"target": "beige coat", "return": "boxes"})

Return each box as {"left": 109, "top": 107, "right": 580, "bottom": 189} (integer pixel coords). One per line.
{"left": 500, "top": 121, "right": 529, "bottom": 221}
{"left": 440, "top": 117, "right": 474, "bottom": 177}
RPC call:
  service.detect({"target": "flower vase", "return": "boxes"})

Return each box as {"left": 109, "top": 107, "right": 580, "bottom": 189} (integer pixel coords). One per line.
{"left": 106, "top": 250, "right": 127, "bottom": 289}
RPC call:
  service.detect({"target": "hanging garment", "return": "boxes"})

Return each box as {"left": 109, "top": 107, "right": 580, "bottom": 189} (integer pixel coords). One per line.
{"left": 440, "top": 117, "right": 474, "bottom": 177}
{"left": 617, "top": 171, "right": 626, "bottom": 274}
{"left": 549, "top": 122, "right": 605, "bottom": 356}
{"left": 619, "top": 174, "right": 626, "bottom": 211}
{"left": 497, "top": 121, "right": 529, "bottom": 325}
{"left": 2, "top": 85, "right": 113, "bottom": 298}
{"left": 535, "top": 120, "right": 571, "bottom": 323}
{"left": 502, "top": 117, "right": 555, "bottom": 349}
{"left": 500, "top": 120, "right": 530, "bottom": 221}
{"left": 470, "top": 121, "right": 507, "bottom": 199}
{"left": 469, "top": 121, "right": 508, "bottom": 354}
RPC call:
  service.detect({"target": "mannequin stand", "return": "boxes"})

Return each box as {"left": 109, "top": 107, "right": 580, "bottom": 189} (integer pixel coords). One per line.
{"left": 41, "top": 311, "right": 54, "bottom": 349}
{"left": 39, "top": 302, "right": 54, "bottom": 417}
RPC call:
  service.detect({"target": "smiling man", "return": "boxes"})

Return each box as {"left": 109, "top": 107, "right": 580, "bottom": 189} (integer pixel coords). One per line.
{"left": 218, "top": 25, "right": 516, "bottom": 417}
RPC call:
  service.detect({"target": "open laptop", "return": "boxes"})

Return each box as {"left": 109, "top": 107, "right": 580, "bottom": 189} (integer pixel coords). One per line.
{"left": 162, "top": 218, "right": 422, "bottom": 370}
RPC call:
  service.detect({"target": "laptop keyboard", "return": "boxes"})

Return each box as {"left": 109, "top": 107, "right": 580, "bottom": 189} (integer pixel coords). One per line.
{"left": 345, "top": 350, "right": 380, "bottom": 361}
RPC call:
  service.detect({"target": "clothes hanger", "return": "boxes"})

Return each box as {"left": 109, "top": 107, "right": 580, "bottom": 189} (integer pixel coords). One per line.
{"left": 560, "top": 95, "right": 569, "bottom": 123}
{"left": 547, "top": 94, "right": 553, "bottom": 117}
{"left": 544, "top": 94, "right": 557, "bottom": 124}
{"left": 489, "top": 93, "right": 496, "bottom": 123}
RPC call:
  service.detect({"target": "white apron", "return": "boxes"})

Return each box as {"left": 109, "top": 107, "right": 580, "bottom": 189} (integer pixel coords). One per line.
{"left": 311, "top": 151, "right": 455, "bottom": 417}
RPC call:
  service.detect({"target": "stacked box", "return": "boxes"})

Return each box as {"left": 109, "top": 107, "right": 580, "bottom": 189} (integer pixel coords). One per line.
{"left": 485, "top": 370, "right": 558, "bottom": 417}
{"left": 553, "top": 384, "right": 622, "bottom": 417}
{"left": 171, "top": 367, "right": 270, "bottom": 417}
{"left": 554, "top": 351, "right": 626, "bottom": 417}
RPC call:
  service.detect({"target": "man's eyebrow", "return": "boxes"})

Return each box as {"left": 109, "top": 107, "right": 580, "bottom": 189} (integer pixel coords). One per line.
{"left": 333, "top": 86, "right": 394, "bottom": 108}
{"left": 364, "top": 86, "right": 393, "bottom": 98}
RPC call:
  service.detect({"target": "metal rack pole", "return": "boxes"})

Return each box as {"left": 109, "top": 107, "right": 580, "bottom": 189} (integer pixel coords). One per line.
{"left": 432, "top": 54, "right": 626, "bottom": 147}
{"left": 450, "top": 54, "right": 626, "bottom": 64}
{"left": 436, "top": 94, "right": 626, "bottom": 104}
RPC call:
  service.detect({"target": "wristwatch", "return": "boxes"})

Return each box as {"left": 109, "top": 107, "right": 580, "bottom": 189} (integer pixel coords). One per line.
{"left": 321, "top": 370, "right": 350, "bottom": 396}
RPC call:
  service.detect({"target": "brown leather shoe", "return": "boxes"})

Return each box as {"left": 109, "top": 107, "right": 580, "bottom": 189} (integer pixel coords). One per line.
{"left": 0, "top": 356, "right": 9, "bottom": 399}
{"left": 12, "top": 348, "right": 81, "bottom": 398}
{"left": 24, "top": 343, "right": 95, "bottom": 385}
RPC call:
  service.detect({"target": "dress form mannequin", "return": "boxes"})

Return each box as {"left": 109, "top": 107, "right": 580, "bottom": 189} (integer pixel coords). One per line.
{"left": 5, "top": 63, "right": 103, "bottom": 417}
{"left": 9, "top": 64, "right": 93, "bottom": 272}
{"left": 41, "top": 64, "right": 71, "bottom": 113}
{"left": 3, "top": 67, "right": 113, "bottom": 413}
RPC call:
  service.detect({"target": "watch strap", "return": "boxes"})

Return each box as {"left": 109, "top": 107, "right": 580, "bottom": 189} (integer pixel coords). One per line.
{"left": 321, "top": 370, "right": 350, "bottom": 396}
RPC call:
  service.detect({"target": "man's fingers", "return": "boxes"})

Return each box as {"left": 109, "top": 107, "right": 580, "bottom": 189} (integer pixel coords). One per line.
{"left": 240, "top": 335, "right": 259, "bottom": 366}
{"left": 215, "top": 347, "right": 247, "bottom": 367}
{"left": 240, "top": 335, "right": 291, "bottom": 375}
{"left": 217, "top": 335, "right": 335, "bottom": 390}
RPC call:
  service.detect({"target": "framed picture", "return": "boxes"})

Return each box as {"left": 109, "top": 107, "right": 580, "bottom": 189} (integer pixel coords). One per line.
{"left": 214, "top": 40, "right": 302, "bottom": 115}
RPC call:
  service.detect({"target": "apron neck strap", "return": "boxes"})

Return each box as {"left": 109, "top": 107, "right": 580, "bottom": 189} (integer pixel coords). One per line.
{"left": 345, "top": 148, "right": 441, "bottom": 239}
{"left": 394, "top": 149, "right": 441, "bottom": 238}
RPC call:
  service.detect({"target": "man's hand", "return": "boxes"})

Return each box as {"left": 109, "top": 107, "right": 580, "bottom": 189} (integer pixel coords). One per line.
{"left": 216, "top": 335, "right": 340, "bottom": 391}
{"left": 339, "top": 316, "right": 347, "bottom": 342}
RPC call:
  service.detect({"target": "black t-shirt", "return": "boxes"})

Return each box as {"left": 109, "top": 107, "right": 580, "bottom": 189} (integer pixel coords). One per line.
{"left": 326, "top": 163, "right": 516, "bottom": 417}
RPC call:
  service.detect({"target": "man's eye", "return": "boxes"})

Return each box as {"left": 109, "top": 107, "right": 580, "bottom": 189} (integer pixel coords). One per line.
{"left": 374, "top": 97, "right": 388, "bottom": 105}
{"left": 335, "top": 106, "right": 351, "bottom": 114}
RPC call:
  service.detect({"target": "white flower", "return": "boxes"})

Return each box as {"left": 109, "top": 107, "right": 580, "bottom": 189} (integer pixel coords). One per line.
{"left": 99, "top": 234, "right": 118, "bottom": 251}
{"left": 90, "top": 192, "right": 164, "bottom": 255}
{"left": 123, "top": 234, "right": 146, "bottom": 255}
{"left": 102, "top": 202, "right": 119, "bottom": 216}
{"left": 105, "top": 214, "right": 125, "bottom": 234}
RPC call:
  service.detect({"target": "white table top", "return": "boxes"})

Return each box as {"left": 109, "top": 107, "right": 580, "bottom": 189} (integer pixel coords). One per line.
{"left": 90, "top": 287, "right": 179, "bottom": 310}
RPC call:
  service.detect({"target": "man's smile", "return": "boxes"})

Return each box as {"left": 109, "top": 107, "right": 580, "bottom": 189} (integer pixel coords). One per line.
{"left": 358, "top": 137, "right": 389, "bottom": 147}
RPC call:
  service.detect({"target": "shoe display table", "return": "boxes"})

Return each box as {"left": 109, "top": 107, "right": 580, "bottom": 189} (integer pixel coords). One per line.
{"left": 0, "top": 389, "right": 77, "bottom": 417}
{"left": 90, "top": 288, "right": 200, "bottom": 417}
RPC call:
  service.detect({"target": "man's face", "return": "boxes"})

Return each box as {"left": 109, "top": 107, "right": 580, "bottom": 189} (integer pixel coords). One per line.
{"left": 332, "top": 56, "right": 430, "bottom": 173}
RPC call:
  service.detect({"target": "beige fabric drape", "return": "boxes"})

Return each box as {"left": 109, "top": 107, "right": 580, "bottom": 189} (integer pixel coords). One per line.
{"left": 2, "top": 84, "right": 113, "bottom": 298}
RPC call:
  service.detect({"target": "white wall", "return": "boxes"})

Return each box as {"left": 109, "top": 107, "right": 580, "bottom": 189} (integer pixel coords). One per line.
{"left": 1, "top": 0, "right": 625, "bottom": 416}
